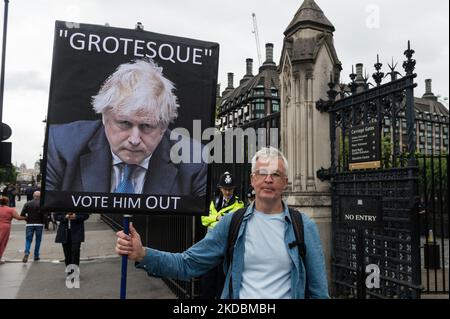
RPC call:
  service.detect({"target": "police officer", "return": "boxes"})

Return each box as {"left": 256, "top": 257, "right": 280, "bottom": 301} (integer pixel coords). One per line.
{"left": 201, "top": 172, "right": 244, "bottom": 231}
{"left": 200, "top": 171, "right": 244, "bottom": 298}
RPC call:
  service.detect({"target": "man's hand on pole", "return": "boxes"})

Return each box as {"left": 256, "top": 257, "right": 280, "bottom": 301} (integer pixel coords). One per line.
{"left": 115, "top": 222, "right": 146, "bottom": 262}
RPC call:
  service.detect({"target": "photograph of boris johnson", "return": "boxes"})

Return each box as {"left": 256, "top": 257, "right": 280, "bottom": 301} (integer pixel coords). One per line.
{"left": 42, "top": 21, "right": 219, "bottom": 214}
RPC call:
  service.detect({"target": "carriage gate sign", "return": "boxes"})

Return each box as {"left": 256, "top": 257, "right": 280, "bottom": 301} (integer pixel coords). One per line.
{"left": 349, "top": 122, "right": 381, "bottom": 170}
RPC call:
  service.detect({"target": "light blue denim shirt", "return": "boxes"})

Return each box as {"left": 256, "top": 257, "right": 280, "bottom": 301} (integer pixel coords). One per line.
{"left": 136, "top": 202, "right": 329, "bottom": 299}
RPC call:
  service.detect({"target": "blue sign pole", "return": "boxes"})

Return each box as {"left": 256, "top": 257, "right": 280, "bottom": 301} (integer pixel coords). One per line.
{"left": 120, "top": 214, "right": 131, "bottom": 299}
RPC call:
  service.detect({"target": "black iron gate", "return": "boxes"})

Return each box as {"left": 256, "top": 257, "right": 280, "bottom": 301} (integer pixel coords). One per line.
{"left": 318, "top": 43, "right": 424, "bottom": 298}
{"left": 417, "top": 152, "right": 449, "bottom": 295}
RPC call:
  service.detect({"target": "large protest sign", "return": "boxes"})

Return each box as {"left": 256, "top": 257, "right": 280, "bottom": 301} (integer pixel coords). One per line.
{"left": 42, "top": 21, "right": 219, "bottom": 215}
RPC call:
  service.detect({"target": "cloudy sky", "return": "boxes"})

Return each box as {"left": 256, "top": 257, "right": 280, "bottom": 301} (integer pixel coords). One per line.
{"left": 1, "top": 0, "right": 449, "bottom": 168}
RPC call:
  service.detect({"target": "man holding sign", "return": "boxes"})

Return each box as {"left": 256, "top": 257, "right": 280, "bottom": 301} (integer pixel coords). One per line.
{"left": 115, "top": 147, "right": 329, "bottom": 299}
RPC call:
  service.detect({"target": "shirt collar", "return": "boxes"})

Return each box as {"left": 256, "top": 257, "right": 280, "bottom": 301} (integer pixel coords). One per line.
{"left": 111, "top": 151, "right": 152, "bottom": 170}
{"left": 281, "top": 200, "right": 291, "bottom": 221}
{"left": 244, "top": 200, "right": 290, "bottom": 220}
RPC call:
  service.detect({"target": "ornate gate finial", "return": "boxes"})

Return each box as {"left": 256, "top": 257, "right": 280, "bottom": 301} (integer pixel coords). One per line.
{"left": 386, "top": 58, "right": 402, "bottom": 82}
{"left": 349, "top": 65, "right": 357, "bottom": 93}
{"left": 403, "top": 40, "right": 416, "bottom": 75}
{"left": 372, "top": 54, "right": 384, "bottom": 86}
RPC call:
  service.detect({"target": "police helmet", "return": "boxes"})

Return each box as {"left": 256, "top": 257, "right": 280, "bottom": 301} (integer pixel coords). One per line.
{"left": 217, "top": 171, "right": 236, "bottom": 188}
{"left": 246, "top": 186, "right": 256, "bottom": 199}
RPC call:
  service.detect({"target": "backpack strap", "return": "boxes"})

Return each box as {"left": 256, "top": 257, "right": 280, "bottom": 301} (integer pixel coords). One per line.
{"left": 288, "top": 208, "right": 306, "bottom": 260}
{"left": 288, "top": 208, "right": 309, "bottom": 298}
{"left": 226, "top": 207, "right": 247, "bottom": 298}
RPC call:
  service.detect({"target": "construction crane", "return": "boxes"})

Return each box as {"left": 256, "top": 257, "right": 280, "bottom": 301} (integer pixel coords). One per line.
{"left": 252, "top": 13, "right": 262, "bottom": 67}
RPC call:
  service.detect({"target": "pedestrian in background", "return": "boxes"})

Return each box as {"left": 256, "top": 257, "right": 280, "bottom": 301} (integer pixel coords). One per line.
{"left": 6, "top": 184, "right": 16, "bottom": 207}
{"left": 21, "top": 191, "right": 47, "bottom": 262}
{"left": 0, "top": 197, "right": 27, "bottom": 264}
{"left": 25, "top": 184, "right": 35, "bottom": 201}
{"left": 54, "top": 212, "right": 90, "bottom": 276}
{"left": 1, "top": 185, "right": 6, "bottom": 197}
{"left": 15, "top": 183, "right": 22, "bottom": 202}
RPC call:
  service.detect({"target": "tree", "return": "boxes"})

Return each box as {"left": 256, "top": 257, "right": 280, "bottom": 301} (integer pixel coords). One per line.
{"left": 0, "top": 165, "right": 18, "bottom": 185}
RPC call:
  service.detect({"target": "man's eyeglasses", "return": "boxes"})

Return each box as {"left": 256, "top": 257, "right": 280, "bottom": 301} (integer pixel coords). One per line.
{"left": 252, "top": 169, "right": 286, "bottom": 181}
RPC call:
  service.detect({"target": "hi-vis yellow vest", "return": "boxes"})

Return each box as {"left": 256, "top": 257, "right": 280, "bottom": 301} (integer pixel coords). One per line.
{"left": 201, "top": 197, "right": 244, "bottom": 230}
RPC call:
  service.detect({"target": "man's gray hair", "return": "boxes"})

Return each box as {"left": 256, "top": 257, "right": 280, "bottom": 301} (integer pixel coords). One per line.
{"left": 251, "top": 147, "right": 288, "bottom": 174}
{"left": 92, "top": 59, "right": 179, "bottom": 128}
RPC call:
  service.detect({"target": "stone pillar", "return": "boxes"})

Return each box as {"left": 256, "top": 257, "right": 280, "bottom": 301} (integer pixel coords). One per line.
{"left": 280, "top": 0, "right": 343, "bottom": 290}
{"left": 280, "top": 40, "right": 339, "bottom": 286}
